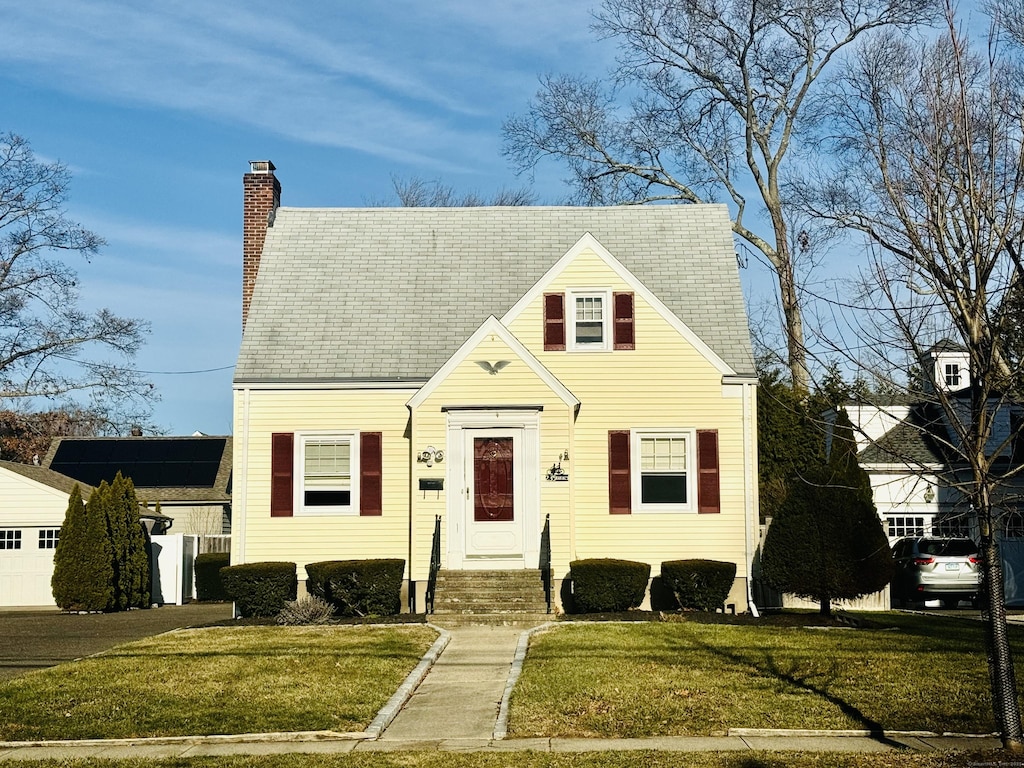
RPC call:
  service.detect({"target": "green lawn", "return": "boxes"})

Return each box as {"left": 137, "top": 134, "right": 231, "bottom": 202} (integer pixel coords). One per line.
{"left": 509, "top": 614, "right": 1020, "bottom": 738}
{"left": 0, "top": 625, "right": 437, "bottom": 741}
{"left": 0, "top": 751, "right": 1011, "bottom": 768}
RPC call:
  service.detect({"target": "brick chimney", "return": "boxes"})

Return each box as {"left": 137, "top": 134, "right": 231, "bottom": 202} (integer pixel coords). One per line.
{"left": 242, "top": 160, "right": 280, "bottom": 330}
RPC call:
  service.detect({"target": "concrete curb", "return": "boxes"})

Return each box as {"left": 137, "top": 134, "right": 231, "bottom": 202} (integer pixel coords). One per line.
{"left": 0, "top": 730, "right": 369, "bottom": 749}
{"left": 365, "top": 624, "right": 451, "bottom": 738}
{"left": 728, "top": 728, "right": 999, "bottom": 739}
{"left": 493, "top": 622, "right": 557, "bottom": 740}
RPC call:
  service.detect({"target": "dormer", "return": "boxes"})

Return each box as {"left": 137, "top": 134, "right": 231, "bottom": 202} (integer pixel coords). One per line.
{"left": 922, "top": 340, "right": 970, "bottom": 394}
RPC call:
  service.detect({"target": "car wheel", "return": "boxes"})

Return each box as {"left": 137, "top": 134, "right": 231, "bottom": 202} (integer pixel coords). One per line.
{"left": 940, "top": 596, "right": 959, "bottom": 609}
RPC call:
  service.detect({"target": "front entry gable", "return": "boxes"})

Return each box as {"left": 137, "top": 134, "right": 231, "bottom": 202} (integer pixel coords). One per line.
{"left": 406, "top": 316, "right": 579, "bottom": 412}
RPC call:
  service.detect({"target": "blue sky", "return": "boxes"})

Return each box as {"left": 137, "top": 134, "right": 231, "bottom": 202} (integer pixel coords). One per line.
{"left": 0, "top": 0, "right": 634, "bottom": 435}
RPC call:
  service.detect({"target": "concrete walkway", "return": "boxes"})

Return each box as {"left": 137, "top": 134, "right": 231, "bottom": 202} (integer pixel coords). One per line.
{"left": 380, "top": 625, "right": 522, "bottom": 741}
{"left": 0, "top": 621, "right": 1005, "bottom": 761}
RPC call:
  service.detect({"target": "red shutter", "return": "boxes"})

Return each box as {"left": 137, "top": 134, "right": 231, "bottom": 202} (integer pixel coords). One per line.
{"left": 613, "top": 292, "right": 634, "bottom": 350}
{"left": 360, "top": 432, "right": 383, "bottom": 516}
{"left": 697, "top": 430, "right": 720, "bottom": 514}
{"left": 544, "top": 293, "right": 566, "bottom": 350}
{"left": 270, "top": 433, "right": 294, "bottom": 517}
{"left": 608, "top": 430, "right": 631, "bottom": 514}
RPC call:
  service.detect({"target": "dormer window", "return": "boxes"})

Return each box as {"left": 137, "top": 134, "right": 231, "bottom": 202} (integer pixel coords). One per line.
{"left": 570, "top": 291, "right": 611, "bottom": 351}
{"left": 945, "top": 363, "right": 961, "bottom": 388}
{"left": 544, "top": 291, "right": 635, "bottom": 352}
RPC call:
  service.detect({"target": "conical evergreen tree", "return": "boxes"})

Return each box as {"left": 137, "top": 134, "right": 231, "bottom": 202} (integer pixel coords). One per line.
{"left": 762, "top": 408, "right": 894, "bottom": 615}
{"left": 103, "top": 472, "right": 151, "bottom": 609}
{"left": 87, "top": 480, "right": 116, "bottom": 611}
{"left": 51, "top": 484, "right": 87, "bottom": 610}
{"left": 104, "top": 474, "right": 131, "bottom": 610}
{"left": 52, "top": 483, "right": 114, "bottom": 611}
{"left": 120, "top": 475, "right": 151, "bottom": 608}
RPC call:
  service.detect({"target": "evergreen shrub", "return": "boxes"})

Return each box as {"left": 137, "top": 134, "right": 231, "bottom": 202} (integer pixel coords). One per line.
{"left": 106, "top": 473, "right": 150, "bottom": 610}
{"left": 305, "top": 559, "right": 404, "bottom": 616}
{"left": 51, "top": 485, "right": 114, "bottom": 612}
{"left": 195, "top": 552, "right": 230, "bottom": 601}
{"left": 568, "top": 558, "right": 650, "bottom": 613}
{"left": 221, "top": 561, "right": 297, "bottom": 617}
{"left": 660, "top": 559, "right": 737, "bottom": 611}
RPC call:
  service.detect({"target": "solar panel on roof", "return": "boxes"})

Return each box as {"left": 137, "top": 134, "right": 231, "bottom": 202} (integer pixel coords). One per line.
{"left": 50, "top": 438, "right": 227, "bottom": 488}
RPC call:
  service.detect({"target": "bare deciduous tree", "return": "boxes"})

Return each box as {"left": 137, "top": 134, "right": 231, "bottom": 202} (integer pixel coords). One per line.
{"left": 0, "top": 132, "right": 154, "bottom": 428}
{"left": 806, "top": 10, "right": 1024, "bottom": 748}
{"left": 383, "top": 175, "right": 536, "bottom": 208}
{"left": 504, "top": 0, "right": 939, "bottom": 393}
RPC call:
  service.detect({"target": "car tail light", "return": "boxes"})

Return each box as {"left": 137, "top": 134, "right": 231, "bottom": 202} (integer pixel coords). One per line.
{"left": 913, "top": 557, "right": 935, "bottom": 565}
{"left": 968, "top": 556, "right": 980, "bottom": 564}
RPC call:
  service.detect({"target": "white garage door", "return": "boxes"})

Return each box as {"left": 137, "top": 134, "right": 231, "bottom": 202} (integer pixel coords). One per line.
{"left": 0, "top": 528, "right": 59, "bottom": 607}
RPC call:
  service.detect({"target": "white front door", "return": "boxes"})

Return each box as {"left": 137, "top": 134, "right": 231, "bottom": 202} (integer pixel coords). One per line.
{"left": 445, "top": 410, "right": 541, "bottom": 570}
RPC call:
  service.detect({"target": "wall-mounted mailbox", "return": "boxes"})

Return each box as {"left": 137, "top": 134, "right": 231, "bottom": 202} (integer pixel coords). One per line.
{"left": 419, "top": 478, "right": 444, "bottom": 492}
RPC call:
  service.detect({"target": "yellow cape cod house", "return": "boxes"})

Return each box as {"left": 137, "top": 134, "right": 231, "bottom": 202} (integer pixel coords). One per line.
{"left": 232, "top": 162, "right": 759, "bottom": 613}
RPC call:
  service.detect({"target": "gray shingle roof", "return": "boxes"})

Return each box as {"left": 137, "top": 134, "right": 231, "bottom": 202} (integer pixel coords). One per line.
{"left": 858, "top": 404, "right": 948, "bottom": 466}
{"left": 0, "top": 460, "right": 93, "bottom": 496}
{"left": 235, "top": 205, "right": 754, "bottom": 382}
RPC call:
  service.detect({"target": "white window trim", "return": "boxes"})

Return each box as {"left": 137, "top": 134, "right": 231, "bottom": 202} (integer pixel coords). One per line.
{"left": 630, "top": 428, "right": 696, "bottom": 513}
{"left": 294, "top": 430, "right": 360, "bottom": 516}
{"left": 567, "top": 288, "right": 613, "bottom": 352}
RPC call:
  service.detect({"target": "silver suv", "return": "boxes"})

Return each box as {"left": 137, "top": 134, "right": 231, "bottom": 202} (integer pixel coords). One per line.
{"left": 891, "top": 537, "right": 980, "bottom": 608}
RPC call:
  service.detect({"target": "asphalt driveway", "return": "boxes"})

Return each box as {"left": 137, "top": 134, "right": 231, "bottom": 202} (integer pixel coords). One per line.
{"left": 0, "top": 602, "right": 232, "bottom": 679}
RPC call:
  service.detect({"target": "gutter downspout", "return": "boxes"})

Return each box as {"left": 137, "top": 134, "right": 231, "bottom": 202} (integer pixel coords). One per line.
{"left": 743, "top": 379, "right": 760, "bottom": 618}
{"left": 236, "top": 387, "right": 250, "bottom": 567}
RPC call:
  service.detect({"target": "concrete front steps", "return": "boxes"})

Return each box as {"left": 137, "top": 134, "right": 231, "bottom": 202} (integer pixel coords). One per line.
{"left": 429, "top": 569, "right": 555, "bottom": 626}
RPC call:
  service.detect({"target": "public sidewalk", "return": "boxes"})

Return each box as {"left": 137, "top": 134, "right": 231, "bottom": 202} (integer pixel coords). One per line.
{"left": 0, "top": 622, "right": 1004, "bottom": 761}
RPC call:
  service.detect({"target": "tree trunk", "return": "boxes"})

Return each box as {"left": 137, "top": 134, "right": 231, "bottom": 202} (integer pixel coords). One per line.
{"left": 819, "top": 597, "right": 831, "bottom": 617}
{"left": 767, "top": 212, "right": 809, "bottom": 394}
{"left": 977, "top": 493, "right": 1024, "bottom": 750}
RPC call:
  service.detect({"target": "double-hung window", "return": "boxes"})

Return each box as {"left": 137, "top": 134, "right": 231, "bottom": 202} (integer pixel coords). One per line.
{"left": 297, "top": 432, "right": 359, "bottom": 515}
{"left": 944, "top": 364, "right": 961, "bottom": 387}
{"left": 568, "top": 290, "right": 612, "bottom": 351}
{"left": 632, "top": 430, "right": 694, "bottom": 512}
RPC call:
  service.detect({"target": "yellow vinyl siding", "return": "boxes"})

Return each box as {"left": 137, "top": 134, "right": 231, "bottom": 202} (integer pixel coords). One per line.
{"left": 232, "top": 388, "right": 413, "bottom": 574}
{"left": 507, "top": 248, "right": 750, "bottom": 578}
{"left": 410, "top": 333, "right": 572, "bottom": 581}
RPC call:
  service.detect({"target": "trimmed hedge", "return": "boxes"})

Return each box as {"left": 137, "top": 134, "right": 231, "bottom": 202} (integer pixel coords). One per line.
{"left": 220, "top": 561, "right": 297, "bottom": 617}
{"left": 660, "top": 559, "right": 736, "bottom": 611}
{"left": 195, "top": 552, "right": 230, "bottom": 602}
{"left": 569, "top": 558, "right": 650, "bottom": 613}
{"left": 305, "top": 559, "right": 404, "bottom": 617}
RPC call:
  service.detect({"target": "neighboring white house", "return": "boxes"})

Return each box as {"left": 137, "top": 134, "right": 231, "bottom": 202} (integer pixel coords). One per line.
{"left": 849, "top": 341, "right": 1023, "bottom": 603}
{"left": 0, "top": 461, "right": 171, "bottom": 607}
{"left": 0, "top": 433, "right": 229, "bottom": 608}
{"left": 0, "top": 462, "right": 79, "bottom": 606}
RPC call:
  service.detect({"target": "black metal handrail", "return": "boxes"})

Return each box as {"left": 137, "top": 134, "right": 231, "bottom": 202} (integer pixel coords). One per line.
{"left": 539, "top": 513, "right": 552, "bottom": 613}
{"left": 425, "top": 515, "right": 442, "bottom": 614}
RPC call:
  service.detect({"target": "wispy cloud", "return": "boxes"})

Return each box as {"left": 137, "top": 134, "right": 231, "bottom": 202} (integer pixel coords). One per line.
{"left": 75, "top": 210, "right": 237, "bottom": 270}
{"left": 0, "top": 0, "right": 601, "bottom": 171}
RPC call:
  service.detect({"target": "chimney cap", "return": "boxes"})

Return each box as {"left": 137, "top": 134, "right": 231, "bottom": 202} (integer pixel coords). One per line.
{"left": 249, "top": 160, "right": 276, "bottom": 174}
